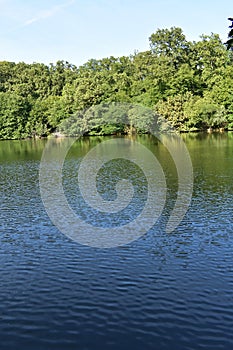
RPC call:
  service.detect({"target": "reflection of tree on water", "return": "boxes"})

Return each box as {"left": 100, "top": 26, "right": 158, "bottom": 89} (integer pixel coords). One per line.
{"left": 0, "top": 139, "right": 47, "bottom": 162}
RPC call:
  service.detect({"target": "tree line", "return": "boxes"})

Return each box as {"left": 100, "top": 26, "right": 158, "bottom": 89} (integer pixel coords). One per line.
{"left": 0, "top": 27, "right": 233, "bottom": 139}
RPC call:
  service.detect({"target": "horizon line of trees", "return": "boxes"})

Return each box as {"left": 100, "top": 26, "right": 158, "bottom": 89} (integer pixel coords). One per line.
{"left": 1, "top": 26, "right": 233, "bottom": 139}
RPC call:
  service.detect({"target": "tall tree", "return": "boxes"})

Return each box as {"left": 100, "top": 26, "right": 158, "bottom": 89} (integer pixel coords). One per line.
{"left": 226, "top": 18, "right": 233, "bottom": 50}
{"left": 149, "top": 27, "right": 191, "bottom": 68}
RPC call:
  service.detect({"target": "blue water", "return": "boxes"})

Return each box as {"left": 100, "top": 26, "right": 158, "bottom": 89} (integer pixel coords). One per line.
{"left": 0, "top": 133, "right": 233, "bottom": 350}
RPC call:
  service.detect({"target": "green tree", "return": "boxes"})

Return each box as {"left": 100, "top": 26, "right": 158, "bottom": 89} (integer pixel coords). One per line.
{"left": 184, "top": 96, "right": 227, "bottom": 129}
{"left": 149, "top": 27, "right": 191, "bottom": 68}
{"left": 0, "top": 92, "right": 30, "bottom": 139}
{"left": 0, "top": 61, "right": 16, "bottom": 92}
{"left": 155, "top": 92, "right": 193, "bottom": 130}
{"left": 27, "top": 96, "right": 68, "bottom": 137}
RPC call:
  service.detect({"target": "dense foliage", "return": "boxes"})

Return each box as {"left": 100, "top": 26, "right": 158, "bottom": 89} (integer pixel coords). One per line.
{"left": 0, "top": 27, "right": 233, "bottom": 139}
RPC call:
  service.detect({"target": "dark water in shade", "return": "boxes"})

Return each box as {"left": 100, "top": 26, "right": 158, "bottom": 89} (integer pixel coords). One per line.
{"left": 0, "top": 133, "right": 233, "bottom": 350}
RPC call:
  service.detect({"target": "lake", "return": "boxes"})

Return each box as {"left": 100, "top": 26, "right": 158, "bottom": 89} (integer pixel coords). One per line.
{"left": 0, "top": 132, "right": 233, "bottom": 350}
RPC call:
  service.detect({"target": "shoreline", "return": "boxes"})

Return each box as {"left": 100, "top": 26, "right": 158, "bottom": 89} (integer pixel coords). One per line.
{"left": 0, "top": 128, "right": 232, "bottom": 142}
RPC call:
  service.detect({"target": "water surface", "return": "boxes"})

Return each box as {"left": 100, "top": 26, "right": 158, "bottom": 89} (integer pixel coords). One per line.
{"left": 0, "top": 133, "right": 233, "bottom": 350}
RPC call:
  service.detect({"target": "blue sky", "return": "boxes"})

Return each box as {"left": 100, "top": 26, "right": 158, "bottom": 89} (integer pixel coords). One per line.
{"left": 0, "top": 0, "right": 232, "bottom": 67}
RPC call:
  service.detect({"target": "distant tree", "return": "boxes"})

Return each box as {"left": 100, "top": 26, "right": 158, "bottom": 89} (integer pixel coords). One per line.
{"left": 1, "top": 25, "right": 233, "bottom": 138}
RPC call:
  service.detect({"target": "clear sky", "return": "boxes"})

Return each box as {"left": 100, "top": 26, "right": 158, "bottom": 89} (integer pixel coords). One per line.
{"left": 0, "top": 0, "right": 232, "bottom": 67}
